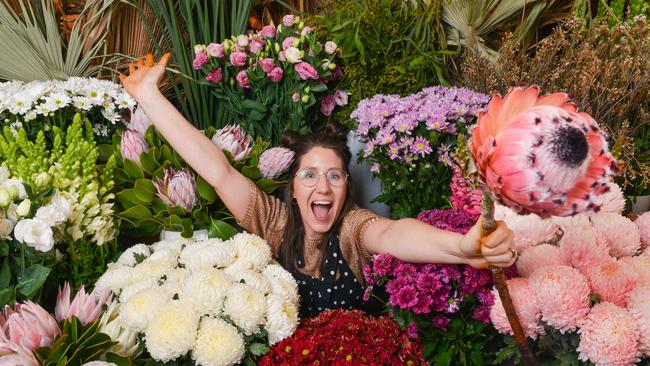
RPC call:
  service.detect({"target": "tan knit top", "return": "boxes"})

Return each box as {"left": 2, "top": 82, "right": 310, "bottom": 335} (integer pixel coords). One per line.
{"left": 236, "top": 180, "right": 381, "bottom": 284}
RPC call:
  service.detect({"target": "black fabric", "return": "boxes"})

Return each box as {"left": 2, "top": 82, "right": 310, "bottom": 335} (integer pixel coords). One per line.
{"left": 290, "top": 234, "right": 365, "bottom": 318}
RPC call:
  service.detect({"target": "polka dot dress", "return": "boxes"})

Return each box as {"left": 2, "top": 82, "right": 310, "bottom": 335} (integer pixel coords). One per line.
{"left": 291, "top": 234, "right": 364, "bottom": 318}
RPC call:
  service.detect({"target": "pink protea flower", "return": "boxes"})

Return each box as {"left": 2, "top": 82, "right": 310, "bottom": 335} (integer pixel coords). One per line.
{"left": 626, "top": 284, "right": 650, "bottom": 356}
{"left": 502, "top": 212, "right": 559, "bottom": 252}
{"left": 128, "top": 107, "right": 153, "bottom": 136}
{"left": 258, "top": 147, "right": 295, "bottom": 179}
{"left": 120, "top": 130, "right": 149, "bottom": 167}
{"left": 469, "top": 86, "right": 618, "bottom": 217}
{"left": 586, "top": 258, "right": 638, "bottom": 307}
{"left": 153, "top": 167, "right": 198, "bottom": 212}
{"left": 591, "top": 213, "right": 641, "bottom": 258}
{"left": 489, "top": 278, "right": 544, "bottom": 339}
{"left": 635, "top": 211, "right": 650, "bottom": 249}
{"left": 55, "top": 282, "right": 111, "bottom": 326}
{"left": 517, "top": 244, "right": 566, "bottom": 277}
{"left": 211, "top": 124, "right": 253, "bottom": 161}
{"left": 559, "top": 224, "right": 611, "bottom": 274}
{"left": 0, "top": 302, "right": 60, "bottom": 351}
{"left": 528, "top": 264, "right": 591, "bottom": 333}
{"left": 591, "top": 181, "right": 626, "bottom": 214}
{"left": 577, "top": 302, "right": 641, "bottom": 366}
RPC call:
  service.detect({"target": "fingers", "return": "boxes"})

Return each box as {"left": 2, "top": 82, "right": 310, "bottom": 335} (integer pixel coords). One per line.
{"left": 485, "top": 251, "right": 517, "bottom": 268}
{"left": 128, "top": 62, "right": 135, "bottom": 74}
{"left": 118, "top": 73, "right": 126, "bottom": 82}
{"left": 145, "top": 53, "right": 154, "bottom": 67}
{"left": 158, "top": 52, "right": 171, "bottom": 67}
{"left": 137, "top": 58, "right": 144, "bottom": 69}
{"left": 481, "top": 221, "right": 513, "bottom": 249}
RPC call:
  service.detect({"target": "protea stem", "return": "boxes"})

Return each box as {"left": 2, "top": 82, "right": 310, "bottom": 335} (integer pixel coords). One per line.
{"left": 481, "top": 188, "right": 537, "bottom": 366}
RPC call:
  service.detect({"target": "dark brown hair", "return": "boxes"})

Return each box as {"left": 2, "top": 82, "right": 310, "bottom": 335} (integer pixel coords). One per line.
{"left": 279, "top": 121, "right": 356, "bottom": 275}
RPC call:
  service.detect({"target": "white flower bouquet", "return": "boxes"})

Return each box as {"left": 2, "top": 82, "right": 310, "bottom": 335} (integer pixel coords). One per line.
{"left": 95, "top": 232, "right": 300, "bottom": 365}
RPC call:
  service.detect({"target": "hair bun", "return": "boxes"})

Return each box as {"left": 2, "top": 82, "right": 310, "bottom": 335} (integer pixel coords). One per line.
{"left": 280, "top": 129, "right": 303, "bottom": 149}
{"left": 321, "top": 121, "right": 349, "bottom": 141}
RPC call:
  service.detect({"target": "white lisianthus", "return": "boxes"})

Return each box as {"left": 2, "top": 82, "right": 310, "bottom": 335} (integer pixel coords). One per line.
{"left": 35, "top": 203, "right": 67, "bottom": 226}
{"left": 229, "top": 232, "right": 272, "bottom": 270}
{"left": 263, "top": 263, "right": 300, "bottom": 303}
{"left": 181, "top": 269, "right": 231, "bottom": 316}
{"left": 94, "top": 264, "right": 136, "bottom": 294}
{"left": 1, "top": 179, "right": 26, "bottom": 199}
{"left": 97, "top": 301, "right": 141, "bottom": 358}
{"left": 179, "top": 239, "right": 235, "bottom": 270}
{"left": 0, "top": 167, "right": 10, "bottom": 184}
{"left": 50, "top": 192, "right": 73, "bottom": 220}
{"left": 13, "top": 218, "right": 54, "bottom": 252}
{"left": 284, "top": 47, "right": 302, "bottom": 63}
{"left": 15, "top": 199, "right": 30, "bottom": 217}
{"left": 324, "top": 41, "right": 337, "bottom": 54}
{"left": 116, "top": 243, "right": 152, "bottom": 267}
{"left": 192, "top": 317, "right": 245, "bottom": 366}
{"left": 223, "top": 283, "right": 267, "bottom": 335}
{"left": 121, "top": 288, "right": 170, "bottom": 332}
{"left": 0, "top": 218, "right": 14, "bottom": 239}
{"left": 265, "top": 294, "right": 300, "bottom": 345}
{"left": 145, "top": 301, "right": 199, "bottom": 362}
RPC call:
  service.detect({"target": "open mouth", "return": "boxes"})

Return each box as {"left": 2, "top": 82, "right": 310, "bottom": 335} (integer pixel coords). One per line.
{"left": 311, "top": 200, "right": 333, "bottom": 221}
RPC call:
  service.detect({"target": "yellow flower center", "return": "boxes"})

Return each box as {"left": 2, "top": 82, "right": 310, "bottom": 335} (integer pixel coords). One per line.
{"left": 285, "top": 345, "right": 292, "bottom": 353}
{"left": 302, "top": 349, "right": 310, "bottom": 355}
{"left": 346, "top": 354, "right": 352, "bottom": 361}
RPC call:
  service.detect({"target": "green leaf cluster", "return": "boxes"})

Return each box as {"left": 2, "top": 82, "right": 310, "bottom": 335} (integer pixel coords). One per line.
{"left": 0, "top": 240, "right": 55, "bottom": 307}
{"left": 113, "top": 126, "right": 284, "bottom": 239}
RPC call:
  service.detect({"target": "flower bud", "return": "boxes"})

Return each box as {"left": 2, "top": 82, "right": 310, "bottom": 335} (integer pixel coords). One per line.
{"left": 301, "top": 95, "right": 310, "bottom": 103}
{"left": 16, "top": 199, "right": 31, "bottom": 217}
{"left": 274, "top": 42, "right": 280, "bottom": 53}
{"left": 328, "top": 62, "right": 337, "bottom": 70}
{"left": 277, "top": 24, "right": 283, "bottom": 33}
{"left": 0, "top": 188, "right": 10, "bottom": 207}
{"left": 292, "top": 38, "right": 300, "bottom": 48}
{"left": 298, "top": 21, "right": 304, "bottom": 30}
{"left": 303, "top": 86, "right": 311, "bottom": 94}
{"left": 211, "top": 125, "right": 253, "bottom": 161}
{"left": 34, "top": 172, "right": 50, "bottom": 188}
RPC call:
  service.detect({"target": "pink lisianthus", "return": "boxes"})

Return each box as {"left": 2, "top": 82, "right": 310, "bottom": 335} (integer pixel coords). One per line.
{"left": 591, "top": 213, "right": 641, "bottom": 258}
{"left": 205, "top": 68, "right": 223, "bottom": 84}
{"left": 291, "top": 93, "right": 300, "bottom": 103}
{"left": 529, "top": 265, "right": 591, "bottom": 333}
{"left": 489, "top": 278, "right": 544, "bottom": 339}
{"left": 236, "top": 70, "right": 250, "bottom": 89}
{"left": 249, "top": 38, "right": 265, "bottom": 53}
{"left": 192, "top": 51, "right": 208, "bottom": 69}
{"left": 559, "top": 224, "right": 611, "bottom": 274}
{"left": 120, "top": 130, "right": 149, "bottom": 167}
{"left": 577, "top": 302, "right": 641, "bottom": 366}
{"left": 585, "top": 258, "right": 638, "bottom": 307}
{"left": 258, "top": 58, "right": 275, "bottom": 73}
{"left": 320, "top": 95, "right": 335, "bottom": 116}
{"left": 324, "top": 41, "right": 337, "bottom": 55}
{"left": 282, "top": 14, "right": 295, "bottom": 27}
{"left": 55, "top": 282, "right": 111, "bottom": 326}
{"left": 278, "top": 51, "right": 286, "bottom": 62}
{"left": 627, "top": 284, "right": 650, "bottom": 356}
{"left": 334, "top": 90, "right": 348, "bottom": 106}
{"left": 258, "top": 147, "right": 294, "bottom": 179}
{"left": 259, "top": 24, "right": 276, "bottom": 38}
{"left": 282, "top": 37, "right": 295, "bottom": 51}
{"left": 636, "top": 212, "right": 650, "bottom": 249}
{"left": 206, "top": 43, "right": 225, "bottom": 59}
{"left": 229, "top": 51, "right": 248, "bottom": 67}
{"left": 516, "top": 244, "right": 566, "bottom": 277}
{"left": 295, "top": 62, "right": 318, "bottom": 80}
{"left": 153, "top": 167, "right": 198, "bottom": 212}
{"left": 267, "top": 67, "right": 283, "bottom": 83}
{"left": 128, "top": 107, "right": 153, "bottom": 136}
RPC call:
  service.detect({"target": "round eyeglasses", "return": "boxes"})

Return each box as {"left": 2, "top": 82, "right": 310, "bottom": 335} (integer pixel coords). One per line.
{"left": 296, "top": 168, "right": 348, "bottom": 187}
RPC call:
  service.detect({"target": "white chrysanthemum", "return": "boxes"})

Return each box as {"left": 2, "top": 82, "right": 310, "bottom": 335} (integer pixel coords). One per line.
{"left": 121, "top": 288, "right": 171, "bottom": 331}
{"left": 223, "top": 283, "right": 267, "bottom": 335}
{"left": 133, "top": 257, "right": 173, "bottom": 282}
{"left": 228, "top": 232, "right": 272, "bottom": 269}
{"left": 97, "top": 301, "right": 141, "bottom": 358}
{"left": 116, "top": 244, "right": 152, "bottom": 267}
{"left": 160, "top": 268, "right": 191, "bottom": 297}
{"left": 192, "top": 317, "right": 245, "bottom": 366}
{"left": 181, "top": 269, "right": 232, "bottom": 316}
{"left": 265, "top": 294, "right": 299, "bottom": 345}
{"left": 228, "top": 269, "right": 272, "bottom": 295}
{"left": 94, "top": 265, "right": 136, "bottom": 294}
{"left": 145, "top": 300, "right": 199, "bottom": 362}
{"left": 119, "top": 278, "right": 159, "bottom": 303}
{"left": 179, "top": 239, "right": 235, "bottom": 270}
{"left": 262, "top": 263, "right": 299, "bottom": 303}
{"left": 151, "top": 238, "right": 189, "bottom": 257}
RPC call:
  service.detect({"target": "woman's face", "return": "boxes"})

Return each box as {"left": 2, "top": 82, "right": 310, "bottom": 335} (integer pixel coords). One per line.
{"left": 292, "top": 146, "right": 348, "bottom": 237}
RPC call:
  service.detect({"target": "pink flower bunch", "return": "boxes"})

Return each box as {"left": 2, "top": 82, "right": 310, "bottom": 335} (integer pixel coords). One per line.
{"left": 494, "top": 203, "right": 560, "bottom": 252}
{"left": 591, "top": 213, "right": 641, "bottom": 258}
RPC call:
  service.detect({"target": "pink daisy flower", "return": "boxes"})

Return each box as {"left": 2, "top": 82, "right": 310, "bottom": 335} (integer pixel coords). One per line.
{"left": 627, "top": 284, "right": 650, "bottom": 356}
{"left": 635, "top": 212, "right": 650, "bottom": 249}
{"left": 591, "top": 213, "right": 641, "bottom": 258}
{"left": 577, "top": 302, "right": 641, "bottom": 366}
{"left": 489, "top": 278, "right": 544, "bottom": 339}
{"left": 529, "top": 265, "right": 591, "bottom": 333}
{"left": 517, "top": 244, "right": 566, "bottom": 277}
{"left": 559, "top": 224, "right": 611, "bottom": 275}
{"left": 586, "top": 258, "right": 638, "bottom": 307}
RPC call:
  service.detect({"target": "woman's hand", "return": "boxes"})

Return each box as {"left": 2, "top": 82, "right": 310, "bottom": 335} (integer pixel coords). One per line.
{"left": 459, "top": 217, "right": 516, "bottom": 269}
{"left": 119, "top": 53, "right": 171, "bottom": 101}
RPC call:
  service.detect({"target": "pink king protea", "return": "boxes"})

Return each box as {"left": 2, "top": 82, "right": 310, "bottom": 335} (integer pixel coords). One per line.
{"left": 470, "top": 86, "right": 619, "bottom": 217}
{"left": 258, "top": 147, "right": 295, "bottom": 179}
{"left": 211, "top": 124, "right": 253, "bottom": 161}
{"left": 153, "top": 167, "right": 199, "bottom": 212}
{"left": 55, "top": 282, "right": 111, "bottom": 326}
{"left": 127, "top": 107, "right": 153, "bottom": 136}
{"left": 120, "top": 130, "right": 149, "bottom": 167}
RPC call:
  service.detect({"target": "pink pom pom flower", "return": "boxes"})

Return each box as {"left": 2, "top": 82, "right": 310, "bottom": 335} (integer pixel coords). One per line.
{"left": 627, "top": 284, "right": 650, "bottom": 356}
{"left": 489, "top": 278, "right": 544, "bottom": 339}
{"left": 517, "top": 244, "right": 566, "bottom": 277}
{"left": 591, "top": 213, "right": 641, "bottom": 258}
{"left": 635, "top": 212, "right": 650, "bottom": 249}
{"left": 585, "top": 258, "right": 638, "bottom": 307}
{"left": 559, "top": 224, "right": 611, "bottom": 274}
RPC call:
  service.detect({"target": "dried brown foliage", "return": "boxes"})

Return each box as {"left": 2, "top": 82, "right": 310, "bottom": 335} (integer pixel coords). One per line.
{"left": 458, "top": 16, "right": 650, "bottom": 194}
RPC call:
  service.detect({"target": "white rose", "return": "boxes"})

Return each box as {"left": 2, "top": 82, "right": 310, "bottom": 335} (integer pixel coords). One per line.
{"left": 35, "top": 204, "right": 67, "bottom": 226}
{"left": 13, "top": 218, "right": 54, "bottom": 252}
{"left": 0, "top": 166, "right": 9, "bottom": 184}
{"left": 50, "top": 192, "right": 73, "bottom": 220}
{"left": 1, "top": 179, "right": 26, "bottom": 200}
{"left": 284, "top": 47, "right": 302, "bottom": 63}
{"left": 16, "top": 199, "right": 30, "bottom": 217}
{"left": 324, "top": 41, "right": 337, "bottom": 54}
{"left": 0, "top": 218, "right": 14, "bottom": 239}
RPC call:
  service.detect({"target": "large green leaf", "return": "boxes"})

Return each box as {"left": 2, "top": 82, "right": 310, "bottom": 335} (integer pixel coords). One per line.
{"left": 208, "top": 219, "right": 237, "bottom": 240}
{"left": 0, "top": 256, "right": 11, "bottom": 288}
{"left": 16, "top": 264, "right": 51, "bottom": 298}
{"left": 196, "top": 175, "right": 217, "bottom": 203}
{"left": 133, "top": 179, "right": 157, "bottom": 203}
{"left": 123, "top": 159, "right": 145, "bottom": 180}
{"left": 116, "top": 189, "right": 147, "bottom": 208}
{"left": 118, "top": 205, "right": 154, "bottom": 224}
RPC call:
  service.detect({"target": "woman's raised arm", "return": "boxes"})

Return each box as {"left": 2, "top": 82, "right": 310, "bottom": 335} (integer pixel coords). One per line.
{"left": 120, "top": 54, "right": 252, "bottom": 221}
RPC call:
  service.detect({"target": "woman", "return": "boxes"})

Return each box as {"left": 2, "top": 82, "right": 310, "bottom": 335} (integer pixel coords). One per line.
{"left": 120, "top": 54, "right": 516, "bottom": 317}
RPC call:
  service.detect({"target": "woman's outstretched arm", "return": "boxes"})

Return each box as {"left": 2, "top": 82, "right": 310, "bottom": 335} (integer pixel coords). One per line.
{"left": 363, "top": 216, "right": 516, "bottom": 269}
{"left": 120, "top": 54, "right": 251, "bottom": 221}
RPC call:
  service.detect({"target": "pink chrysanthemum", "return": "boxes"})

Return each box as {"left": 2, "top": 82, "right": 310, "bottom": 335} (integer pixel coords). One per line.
{"left": 517, "top": 244, "right": 566, "bottom": 277}
{"left": 577, "top": 302, "right": 641, "bottom": 366}
{"left": 494, "top": 203, "right": 516, "bottom": 220}
{"left": 635, "top": 212, "right": 650, "bottom": 249}
{"left": 591, "top": 213, "right": 641, "bottom": 258}
{"left": 627, "top": 284, "right": 650, "bottom": 356}
{"left": 552, "top": 213, "right": 591, "bottom": 233}
{"left": 620, "top": 255, "right": 650, "bottom": 288}
{"left": 529, "top": 265, "right": 591, "bottom": 333}
{"left": 586, "top": 258, "right": 638, "bottom": 307}
{"left": 489, "top": 278, "right": 544, "bottom": 339}
{"left": 502, "top": 213, "right": 559, "bottom": 252}
{"left": 559, "top": 224, "right": 611, "bottom": 274}
{"left": 591, "top": 181, "right": 625, "bottom": 214}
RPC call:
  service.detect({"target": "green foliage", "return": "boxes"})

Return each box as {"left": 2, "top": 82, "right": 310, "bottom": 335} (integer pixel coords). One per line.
{"left": 498, "top": 325, "right": 593, "bottom": 365}
{"left": 312, "top": 0, "right": 450, "bottom": 128}
{"left": 0, "top": 240, "right": 56, "bottom": 307}
{"left": 142, "top": 0, "right": 252, "bottom": 130}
